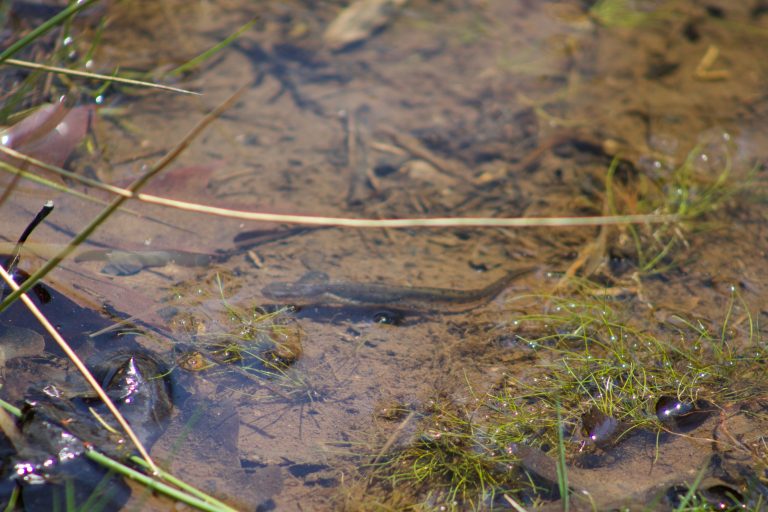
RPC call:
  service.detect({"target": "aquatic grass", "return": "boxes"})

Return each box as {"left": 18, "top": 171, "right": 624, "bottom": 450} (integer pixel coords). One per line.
{"left": 0, "top": 0, "right": 196, "bottom": 123}
{"left": 672, "top": 465, "right": 707, "bottom": 512}
{"left": 167, "top": 276, "right": 303, "bottom": 382}
{"left": 168, "top": 17, "right": 258, "bottom": 76}
{"left": 0, "top": 0, "right": 101, "bottom": 65}
{"left": 369, "top": 396, "right": 522, "bottom": 510}
{"left": 605, "top": 137, "right": 754, "bottom": 275}
{"left": 504, "top": 286, "right": 767, "bottom": 410}
{"left": 366, "top": 281, "right": 768, "bottom": 509}
{"left": 589, "top": 0, "right": 677, "bottom": 28}
{"left": 0, "top": 0, "right": 99, "bottom": 122}
{"left": 1, "top": 487, "right": 18, "bottom": 512}
{"left": 589, "top": 0, "right": 650, "bottom": 27}
{"left": 214, "top": 274, "right": 300, "bottom": 351}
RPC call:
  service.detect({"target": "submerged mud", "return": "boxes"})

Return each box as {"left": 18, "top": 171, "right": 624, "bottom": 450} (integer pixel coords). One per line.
{"left": 2, "top": 0, "right": 768, "bottom": 510}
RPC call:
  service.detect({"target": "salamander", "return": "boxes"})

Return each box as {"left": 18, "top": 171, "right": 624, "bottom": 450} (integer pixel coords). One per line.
{"left": 261, "top": 267, "right": 533, "bottom": 313}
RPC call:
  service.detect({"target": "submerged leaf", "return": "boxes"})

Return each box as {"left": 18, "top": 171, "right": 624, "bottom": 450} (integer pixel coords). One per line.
{"left": 323, "top": 0, "right": 408, "bottom": 50}
{"left": 1, "top": 100, "right": 94, "bottom": 168}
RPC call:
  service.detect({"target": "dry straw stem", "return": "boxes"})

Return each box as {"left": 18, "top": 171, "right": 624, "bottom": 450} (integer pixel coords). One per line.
{"left": 0, "top": 85, "right": 248, "bottom": 313}
{"left": 3, "top": 59, "right": 199, "bottom": 95}
{"left": 0, "top": 144, "right": 676, "bottom": 229}
{"left": 0, "top": 265, "right": 159, "bottom": 474}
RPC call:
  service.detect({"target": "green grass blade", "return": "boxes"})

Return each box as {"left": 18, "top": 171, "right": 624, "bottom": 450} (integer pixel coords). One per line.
{"left": 130, "top": 456, "right": 238, "bottom": 512}
{"left": 555, "top": 403, "right": 569, "bottom": 512}
{"left": 86, "top": 450, "right": 236, "bottom": 512}
{"left": 673, "top": 465, "right": 706, "bottom": 511}
{"left": 169, "top": 17, "right": 258, "bottom": 76}
{"left": 0, "top": 0, "right": 101, "bottom": 64}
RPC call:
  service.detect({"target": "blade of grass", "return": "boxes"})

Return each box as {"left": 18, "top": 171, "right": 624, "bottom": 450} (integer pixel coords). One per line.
{"left": 169, "top": 17, "right": 258, "bottom": 76}
{"left": 129, "top": 456, "right": 238, "bottom": 512}
{"left": 555, "top": 403, "right": 569, "bottom": 512}
{"left": 0, "top": 0, "right": 101, "bottom": 64}
{"left": 673, "top": 465, "right": 707, "bottom": 511}
{"left": 0, "top": 85, "right": 248, "bottom": 313}
{"left": 0, "top": 265, "right": 158, "bottom": 474}
{"left": 88, "top": 451, "right": 237, "bottom": 512}
{"left": 4, "top": 59, "right": 200, "bottom": 95}
{"left": 1, "top": 486, "right": 19, "bottom": 512}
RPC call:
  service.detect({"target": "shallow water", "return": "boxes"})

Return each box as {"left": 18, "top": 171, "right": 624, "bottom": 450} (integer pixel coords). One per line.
{"left": 3, "top": 0, "right": 768, "bottom": 510}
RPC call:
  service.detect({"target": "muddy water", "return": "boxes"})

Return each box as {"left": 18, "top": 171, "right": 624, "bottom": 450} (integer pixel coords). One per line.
{"left": 3, "top": 0, "right": 768, "bottom": 510}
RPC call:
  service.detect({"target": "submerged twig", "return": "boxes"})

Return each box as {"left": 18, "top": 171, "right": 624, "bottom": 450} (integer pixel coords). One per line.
{"left": 0, "top": 157, "right": 192, "bottom": 232}
{"left": 371, "top": 410, "right": 416, "bottom": 465}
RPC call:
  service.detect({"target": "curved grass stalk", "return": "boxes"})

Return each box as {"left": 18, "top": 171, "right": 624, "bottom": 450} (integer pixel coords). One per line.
{"left": 0, "top": 144, "right": 678, "bottom": 229}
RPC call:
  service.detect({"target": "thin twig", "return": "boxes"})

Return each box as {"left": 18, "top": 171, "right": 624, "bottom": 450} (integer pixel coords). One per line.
{"left": 0, "top": 265, "right": 159, "bottom": 474}
{"left": 0, "top": 85, "right": 248, "bottom": 313}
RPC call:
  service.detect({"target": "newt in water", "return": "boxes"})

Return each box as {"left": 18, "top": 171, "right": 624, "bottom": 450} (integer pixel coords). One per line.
{"left": 261, "top": 267, "right": 533, "bottom": 313}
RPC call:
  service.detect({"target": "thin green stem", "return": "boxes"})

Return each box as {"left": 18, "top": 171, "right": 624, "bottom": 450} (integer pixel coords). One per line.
{"left": 87, "top": 451, "right": 237, "bottom": 512}
{"left": 169, "top": 17, "right": 258, "bottom": 76}
{"left": 130, "top": 456, "right": 238, "bottom": 512}
{"left": 0, "top": 0, "right": 101, "bottom": 64}
{"left": 555, "top": 403, "right": 569, "bottom": 512}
